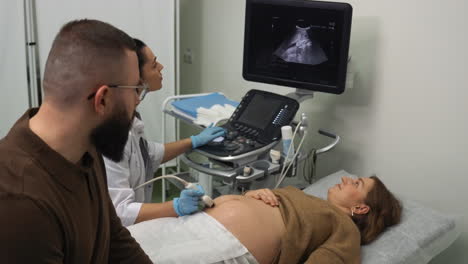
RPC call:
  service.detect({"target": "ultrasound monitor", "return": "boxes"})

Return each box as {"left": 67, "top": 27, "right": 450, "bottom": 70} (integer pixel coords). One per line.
{"left": 243, "top": 0, "right": 353, "bottom": 94}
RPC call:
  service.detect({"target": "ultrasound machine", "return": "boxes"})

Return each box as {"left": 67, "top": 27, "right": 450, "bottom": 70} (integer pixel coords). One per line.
{"left": 164, "top": 0, "right": 353, "bottom": 195}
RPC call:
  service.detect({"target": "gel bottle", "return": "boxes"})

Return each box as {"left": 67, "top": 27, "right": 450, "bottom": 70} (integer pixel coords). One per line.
{"left": 281, "top": 126, "right": 294, "bottom": 161}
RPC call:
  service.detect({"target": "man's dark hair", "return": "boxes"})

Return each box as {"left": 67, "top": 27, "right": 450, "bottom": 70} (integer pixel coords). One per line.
{"left": 43, "top": 19, "right": 136, "bottom": 107}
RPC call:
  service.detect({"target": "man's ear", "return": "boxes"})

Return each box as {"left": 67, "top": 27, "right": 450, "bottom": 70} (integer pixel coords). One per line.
{"left": 93, "top": 85, "right": 109, "bottom": 115}
{"left": 354, "top": 204, "right": 370, "bottom": 215}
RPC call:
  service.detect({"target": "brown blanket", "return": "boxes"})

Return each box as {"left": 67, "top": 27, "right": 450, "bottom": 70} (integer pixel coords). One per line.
{"left": 272, "top": 186, "right": 361, "bottom": 264}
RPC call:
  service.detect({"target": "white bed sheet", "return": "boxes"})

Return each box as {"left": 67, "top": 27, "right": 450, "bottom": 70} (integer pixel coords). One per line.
{"left": 128, "top": 212, "right": 256, "bottom": 264}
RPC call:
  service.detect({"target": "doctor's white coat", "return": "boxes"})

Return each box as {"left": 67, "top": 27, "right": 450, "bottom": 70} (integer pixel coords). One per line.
{"left": 104, "top": 117, "right": 164, "bottom": 227}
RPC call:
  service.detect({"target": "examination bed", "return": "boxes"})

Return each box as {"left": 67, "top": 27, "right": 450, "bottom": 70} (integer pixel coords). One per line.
{"left": 128, "top": 170, "right": 460, "bottom": 263}
{"left": 303, "top": 170, "right": 460, "bottom": 264}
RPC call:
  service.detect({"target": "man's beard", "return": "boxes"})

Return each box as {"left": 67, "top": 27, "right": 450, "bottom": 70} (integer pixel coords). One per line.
{"left": 90, "top": 105, "right": 134, "bottom": 162}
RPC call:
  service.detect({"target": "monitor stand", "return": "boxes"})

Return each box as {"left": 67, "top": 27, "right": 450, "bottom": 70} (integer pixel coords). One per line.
{"left": 285, "top": 88, "right": 315, "bottom": 103}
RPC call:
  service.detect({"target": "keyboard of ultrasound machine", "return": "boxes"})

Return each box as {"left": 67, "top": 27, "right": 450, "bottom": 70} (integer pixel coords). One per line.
{"left": 203, "top": 123, "right": 267, "bottom": 157}
{"left": 196, "top": 89, "right": 300, "bottom": 158}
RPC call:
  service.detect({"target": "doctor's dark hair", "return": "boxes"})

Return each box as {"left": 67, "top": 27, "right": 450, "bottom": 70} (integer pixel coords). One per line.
{"left": 43, "top": 19, "right": 136, "bottom": 107}
{"left": 133, "top": 38, "right": 147, "bottom": 74}
{"left": 352, "top": 175, "right": 402, "bottom": 245}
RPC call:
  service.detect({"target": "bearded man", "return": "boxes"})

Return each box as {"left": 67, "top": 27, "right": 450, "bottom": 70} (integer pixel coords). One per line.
{"left": 0, "top": 19, "right": 152, "bottom": 263}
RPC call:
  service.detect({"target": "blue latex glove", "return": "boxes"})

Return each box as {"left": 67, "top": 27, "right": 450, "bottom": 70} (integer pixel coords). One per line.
{"left": 190, "top": 125, "right": 226, "bottom": 148}
{"left": 173, "top": 185, "right": 205, "bottom": 216}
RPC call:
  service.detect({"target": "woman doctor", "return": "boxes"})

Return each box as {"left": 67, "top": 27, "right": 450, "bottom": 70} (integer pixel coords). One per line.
{"left": 104, "top": 38, "right": 225, "bottom": 227}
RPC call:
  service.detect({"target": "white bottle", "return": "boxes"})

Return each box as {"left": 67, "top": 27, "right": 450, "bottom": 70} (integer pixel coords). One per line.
{"left": 281, "top": 126, "right": 294, "bottom": 161}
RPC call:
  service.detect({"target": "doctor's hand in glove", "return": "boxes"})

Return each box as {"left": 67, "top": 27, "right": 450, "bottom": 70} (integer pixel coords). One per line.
{"left": 173, "top": 185, "right": 206, "bottom": 216}
{"left": 190, "top": 125, "right": 226, "bottom": 148}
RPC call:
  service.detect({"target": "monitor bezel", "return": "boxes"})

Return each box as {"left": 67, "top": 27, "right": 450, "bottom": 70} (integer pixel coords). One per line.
{"left": 242, "top": 0, "right": 353, "bottom": 94}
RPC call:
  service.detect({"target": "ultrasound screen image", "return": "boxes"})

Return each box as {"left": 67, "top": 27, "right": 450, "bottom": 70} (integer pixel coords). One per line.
{"left": 273, "top": 25, "right": 328, "bottom": 65}
{"left": 245, "top": 2, "right": 347, "bottom": 89}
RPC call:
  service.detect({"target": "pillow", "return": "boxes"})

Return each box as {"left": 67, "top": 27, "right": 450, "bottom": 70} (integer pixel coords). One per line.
{"left": 302, "top": 170, "right": 460, "bottom": 264}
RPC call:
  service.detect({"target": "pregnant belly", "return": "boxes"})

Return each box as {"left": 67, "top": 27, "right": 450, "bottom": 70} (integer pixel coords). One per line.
{"left": 205, "top": 195, "right": 285, "bottom": 264}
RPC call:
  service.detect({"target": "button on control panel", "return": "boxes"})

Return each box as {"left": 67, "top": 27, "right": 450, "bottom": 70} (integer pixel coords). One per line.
{"left": 204, "top": 127, "right": 261, "bottom": 156}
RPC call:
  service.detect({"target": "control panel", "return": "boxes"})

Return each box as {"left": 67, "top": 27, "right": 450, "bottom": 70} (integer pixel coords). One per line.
{"left": 196, "top": 89, "right": 299, "bottom": 158}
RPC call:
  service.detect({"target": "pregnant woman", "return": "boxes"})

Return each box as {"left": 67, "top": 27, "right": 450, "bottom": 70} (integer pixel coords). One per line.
{"left": 129, "top": 176, "right": 402, "bottom": 264}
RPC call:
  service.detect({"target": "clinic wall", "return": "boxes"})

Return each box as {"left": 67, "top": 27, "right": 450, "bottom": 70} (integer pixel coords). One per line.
{"left": 0, "top": 0, "right": 176, "bottom": 145}
{"left": 33, "top": 0, "right": 176, "bottom": 146}
{"left": 179, "top": 0, "right": 468, "bottom": 263}
{"left": 0, "top": 1, "right": 30, "bottom": 138}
